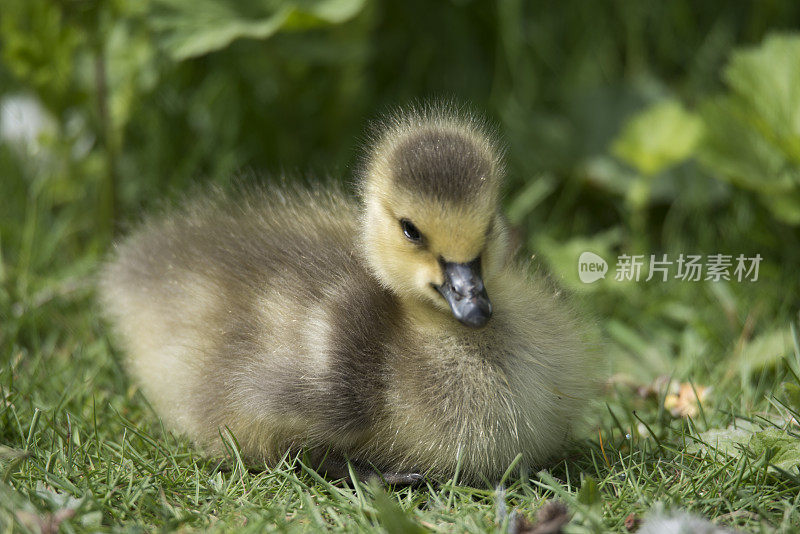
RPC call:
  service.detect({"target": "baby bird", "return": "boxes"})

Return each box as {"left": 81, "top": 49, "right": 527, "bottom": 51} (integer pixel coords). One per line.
{"left": 99, "top": 106, "right": 596, "bottom": 485}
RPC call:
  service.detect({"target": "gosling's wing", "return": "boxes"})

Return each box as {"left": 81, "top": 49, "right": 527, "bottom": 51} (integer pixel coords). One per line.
{"left": 97, "top": 183, "right": 360, "bottom": 444}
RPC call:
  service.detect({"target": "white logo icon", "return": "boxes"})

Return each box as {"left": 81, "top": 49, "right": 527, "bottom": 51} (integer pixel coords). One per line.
{"left": 578, "top": 252, "right": 608, "bottom": 283}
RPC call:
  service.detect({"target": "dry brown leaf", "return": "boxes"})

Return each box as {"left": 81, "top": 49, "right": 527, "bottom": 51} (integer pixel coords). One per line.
{"left": 624, "top": 512, "right": 642, "bottom": 531}
{"left": 663, "top": 382, "right": 709, "bottom": 418}
{"left": 511, "top": 500, "right": 571, "bottom": 534}
{"left": 15, "top": 509, "right": 75, "bottom": 534}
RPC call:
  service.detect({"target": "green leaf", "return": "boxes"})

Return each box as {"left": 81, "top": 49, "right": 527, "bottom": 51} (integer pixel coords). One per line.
{"left": 371, "top": 487, "right": 427, "bottom": 534}
{"left": 687, "top": 425, "right": 754, "bottom": 457}
{"left": 612, "top": 99, "right": 704, "bottom": 176}
{"left": 724, "top": 33, "right": 800, "bottom": 157}
{"left": 750, "top": 428, "right": 800, "bottom": 473}
{"left": 699, "top": 33, "right": 800, "bottom": 225}
{"left": 690, "top": 423, "right": 800, "bottom": 476}
{"left": 577, "top": 476, "right": 600, "bottom": 505}
{"left": 533, "top": 227, "right": 622, "bottom": 293}
{"left": 149, "top": 0, "right": 367, "bottom": 60}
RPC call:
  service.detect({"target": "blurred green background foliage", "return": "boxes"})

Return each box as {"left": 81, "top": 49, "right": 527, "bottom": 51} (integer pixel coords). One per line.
{"left": 1, "top": 0, "right": 799, "bottom": 380}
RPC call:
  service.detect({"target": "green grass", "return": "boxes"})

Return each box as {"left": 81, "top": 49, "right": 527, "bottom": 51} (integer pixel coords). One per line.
{"left": 1, "top": 268, "right": 799, "bottom": 532}
{"left": 2, "top": 2, "right": 800, "bottom": 531}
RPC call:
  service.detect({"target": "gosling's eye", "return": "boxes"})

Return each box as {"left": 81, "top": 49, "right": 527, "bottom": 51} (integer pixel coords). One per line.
{"left": 400, "top": 219, "right": 423, "bottom": 244}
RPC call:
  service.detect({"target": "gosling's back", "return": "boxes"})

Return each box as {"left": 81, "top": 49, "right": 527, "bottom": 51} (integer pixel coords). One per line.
{"left": 100, "top": 185, "right": 391, "bottom": 457}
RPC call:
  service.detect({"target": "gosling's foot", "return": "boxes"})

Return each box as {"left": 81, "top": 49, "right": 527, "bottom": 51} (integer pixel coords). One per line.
{"left": 308, "top": 452, "right": 424, "bottom": 487}
{"left": 373, "top": 471, "right": 425, "bottom": 487}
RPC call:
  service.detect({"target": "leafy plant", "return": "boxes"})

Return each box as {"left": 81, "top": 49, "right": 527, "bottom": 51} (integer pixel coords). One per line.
{"left": 699, "top": 33, "right": 800, "bottom": 225}
{"left": 150, "top": 0, "right": 367, "bottom": 60}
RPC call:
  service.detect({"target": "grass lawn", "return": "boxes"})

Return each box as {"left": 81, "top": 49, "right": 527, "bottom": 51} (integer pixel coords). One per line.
{"left": 3, "top": 4, "right": 800, "bottom": 531}
{"left": 1, "top": 260, "right": 799, "bottom": 532}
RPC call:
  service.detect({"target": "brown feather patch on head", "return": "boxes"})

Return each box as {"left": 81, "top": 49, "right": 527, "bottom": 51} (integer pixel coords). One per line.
{"left": 390, "top": 127, "right": 494, "bottom": 203}
{"left": 360, "top": 104, "right": 504, "bottom": 206}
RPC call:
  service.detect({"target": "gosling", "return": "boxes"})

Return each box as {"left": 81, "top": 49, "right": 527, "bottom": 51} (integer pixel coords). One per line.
{"left": 99, "top": 106, "right": 596, "bottom": 485}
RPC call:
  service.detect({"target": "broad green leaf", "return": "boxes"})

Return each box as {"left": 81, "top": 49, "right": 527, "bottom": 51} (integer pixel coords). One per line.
{"left": 533, "top": 228, "right": 622, "bottom": 293}
{"left": 700, "top": 96, "right": 799, "bottom": 194}
{"left": 691, "top": 424, "right": 800, "bottom": 476}
{"left": 687, "top": 425, "right": 753, "bottom": 457}
{"left": 612, "top": 100, "right": 703, "bottom": 176}
{"left": 750, "top": 428, "right": 800, "bottom": 473}
{"left": 724, "top": 34, "right": 800, "bottom": 155}
{"left": 150, "top": 0, "right": 367, "bottom": 60}
{"left": 699, "top": 33, "right": 800, "bottom": 225}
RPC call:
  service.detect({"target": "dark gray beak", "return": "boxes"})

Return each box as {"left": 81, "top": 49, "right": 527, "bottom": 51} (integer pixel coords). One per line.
{"left": 435, "top": 257, "right": 492, "bottom": 328}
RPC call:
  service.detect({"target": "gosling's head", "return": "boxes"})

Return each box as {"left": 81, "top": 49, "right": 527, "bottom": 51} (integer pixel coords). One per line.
{"left": 359, "top": 107, "right": 508, "bottom": 328}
